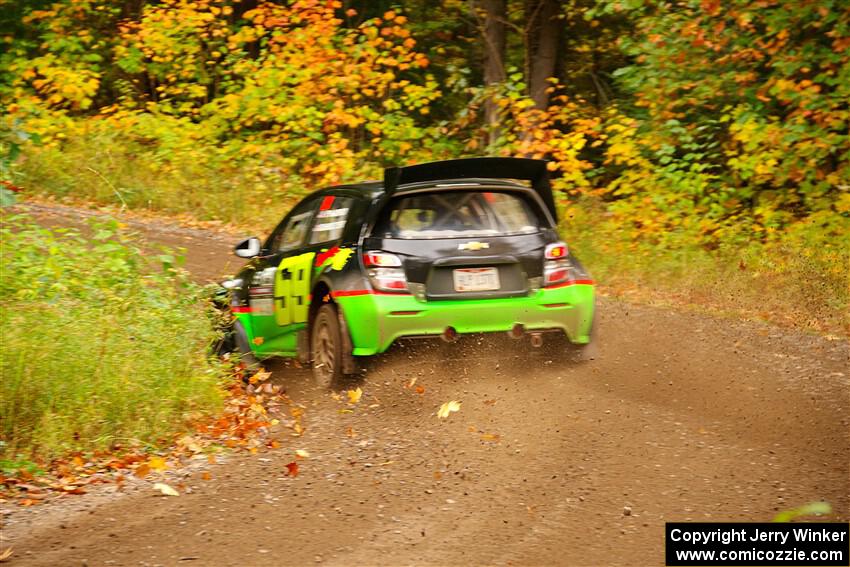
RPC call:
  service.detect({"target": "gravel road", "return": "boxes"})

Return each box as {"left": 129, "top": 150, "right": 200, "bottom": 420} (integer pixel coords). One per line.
{"left": 4, "top": 203, "right": 848, "bottom": 566}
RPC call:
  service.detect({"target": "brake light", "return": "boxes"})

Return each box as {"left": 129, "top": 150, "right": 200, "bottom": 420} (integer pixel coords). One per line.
{"left": 545, "top": 242, "right": 568, "bottom": 259}
{"left": 544, "top": 263, "right": 571, "bottom": 286}
{"left": 364, "top": 251, "right": 408, "bottom": 292}
{"left": 363, "top": 251, "right": 402, "bottom": 267}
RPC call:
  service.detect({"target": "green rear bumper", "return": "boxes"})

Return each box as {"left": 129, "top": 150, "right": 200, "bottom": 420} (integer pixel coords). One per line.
{"left": 336, "top": 284, "right": 594, "bottom": 356}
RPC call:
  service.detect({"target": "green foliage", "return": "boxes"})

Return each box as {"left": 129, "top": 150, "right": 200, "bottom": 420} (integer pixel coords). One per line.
{"left": 5, "top": 1, "right": 455, "bottom": 189}
{"left": 17, "top": 126, "right": 297, "bottom": 228}
{"left": 592, "top": 0, "right": 850, "bottom": 247}
{"left": 0, "top": 215, "right": 225, "bottom": 462}
{"left": 561, "top": 199, "right": 849, "bottom": 335}
{"left": 1, "top": 0, "right": 847, "bottom": 334}
{"left": 0, "top": 121, "right": 33, "bottom": 207}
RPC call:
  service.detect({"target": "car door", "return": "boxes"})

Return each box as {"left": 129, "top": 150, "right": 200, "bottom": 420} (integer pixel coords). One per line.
{"left": 278, "top": 193, "right": 355, "bottom": 322}
{"left": 248, "top": 197, "right": 319, "bottom": 355}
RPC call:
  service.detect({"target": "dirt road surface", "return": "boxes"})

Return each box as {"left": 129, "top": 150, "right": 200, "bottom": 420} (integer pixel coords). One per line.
{"left": 4, "top": 204, "right": 849, "bottom": 566}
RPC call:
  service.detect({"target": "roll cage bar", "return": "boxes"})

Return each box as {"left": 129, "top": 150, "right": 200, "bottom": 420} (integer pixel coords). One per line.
{"left": 383, "top": 157, "right": 557, "bottom": 222}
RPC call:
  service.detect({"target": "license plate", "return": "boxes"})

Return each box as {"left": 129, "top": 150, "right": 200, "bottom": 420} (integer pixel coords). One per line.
{"left": 453, "top": 267, "right": 500, "bottom": 292}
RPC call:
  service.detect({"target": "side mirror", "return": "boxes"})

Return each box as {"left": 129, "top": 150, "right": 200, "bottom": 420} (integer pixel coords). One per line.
{"left": 234, "top": 237, "right": 262, "bottom": 258}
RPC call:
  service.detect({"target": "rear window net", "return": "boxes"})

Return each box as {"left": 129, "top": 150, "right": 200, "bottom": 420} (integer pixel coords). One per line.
{"left": 374, "top": 191, "right": 539, "bottom": 240}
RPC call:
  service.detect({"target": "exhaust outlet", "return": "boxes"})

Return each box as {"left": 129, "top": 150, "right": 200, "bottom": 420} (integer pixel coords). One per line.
{"left": 508, "top": 323, "right": 525, "bottom": 339}
{"left": 441, "top": 326, "right": 458, "bottom": 343}
{"left": 530, "top": 332, "right": 544, "bottom": 348}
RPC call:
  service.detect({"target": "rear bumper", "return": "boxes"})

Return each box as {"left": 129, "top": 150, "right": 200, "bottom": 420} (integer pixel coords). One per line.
{"left": 334, "top": 282, "right": 594, "bottom": 356}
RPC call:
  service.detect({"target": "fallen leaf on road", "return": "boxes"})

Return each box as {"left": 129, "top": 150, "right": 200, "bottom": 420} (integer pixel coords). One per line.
{"left": 153, "top": 483, "right": 179, "bottom": 496}
{"left": 201, "top": 472, "right": 212, "bottom": 481}
{"left": 480, "top": 433, "right": 501, "bottom": 442}
{"left": 773, "top": 501, "right": 831, "bottom": 522}
{"left": 346, "top": 426, "right": 356, "bottom": 438}
{"left": 406, "top": 377, "right": 417, "bottom": 388}
{"left": 0, "top": 547, "right": 12, "bottom": 562}
{"left": 285, "top": 462, "right": 299, "bottom": 477}
{"left": 177, "top": 435, "right": 204, "bottom": 453}
{"left": 483, "top": 399, "right": 496, "bottom": 406}
{"left": 249, "top": 369, "right": 272, "bottom": 383}
{"left": 148, "top": 456, "right": 168, "bottom": 471}
{"left": 437, "top": 400, "right": 461, "bottom": 418}
{"left": 415, "top": 386, "right": 425, "bottom": 395}
{"left": 295, "top": 449, "right": 310, "bottom": 459}
{"left": 434, "top": 471, "right": 443, "bottom": 480}
{"left": 347, "top": 388, "right": 363, "bottom": 404}
{"left": 134, "top": 464, "right": 151, "bottom": 478}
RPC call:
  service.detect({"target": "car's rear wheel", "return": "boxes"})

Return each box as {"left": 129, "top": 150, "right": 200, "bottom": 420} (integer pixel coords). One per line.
{"left": 312, "top": 304, "right": 343, "bottom": 388}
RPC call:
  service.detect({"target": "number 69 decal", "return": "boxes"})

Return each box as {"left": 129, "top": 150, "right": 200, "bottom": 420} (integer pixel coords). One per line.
{"left": 274, "top": 252, "right": 315, "bottom": 326}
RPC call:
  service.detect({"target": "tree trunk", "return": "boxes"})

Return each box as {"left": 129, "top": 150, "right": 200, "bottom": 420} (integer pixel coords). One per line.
{"left": 474, "top": 0, "right": 507, "bottom": 145}
{"left": 526, "top": 0, "right": 561, "bottom": 109}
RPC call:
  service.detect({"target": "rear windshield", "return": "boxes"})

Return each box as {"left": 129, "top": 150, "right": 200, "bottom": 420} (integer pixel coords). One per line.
{"left": 374, "top": 190, "right": 540, "bottom": 240}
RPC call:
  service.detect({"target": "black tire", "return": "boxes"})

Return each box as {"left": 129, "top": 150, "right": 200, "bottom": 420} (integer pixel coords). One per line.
{"left": 233, "top": 319, "right": 261, "bottom": 372}
{"left": 311, "top": 304, "right": 344, "bottom": 388}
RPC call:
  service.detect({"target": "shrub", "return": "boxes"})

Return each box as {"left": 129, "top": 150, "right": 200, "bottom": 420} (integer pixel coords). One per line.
{"left": 0, "top": 215, "right": 224, "bottom": 462}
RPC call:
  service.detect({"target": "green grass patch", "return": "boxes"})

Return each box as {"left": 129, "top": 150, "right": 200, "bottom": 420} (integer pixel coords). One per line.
{"left": 18, "top": 132, "right": 302, "bottom": 230}
{"left": 0, "top": 215, "right": 225, "bottom": 462}
{"left": 562, "top": 200, "right": 849, "bottom": 335}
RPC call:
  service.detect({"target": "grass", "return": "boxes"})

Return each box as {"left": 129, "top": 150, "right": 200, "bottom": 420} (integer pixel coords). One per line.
{"left": 562, "top": 201, "right": 850, "bottom": 336}
{"left": 18, "top": 132, "right": 302, "bottom": 230}
{"left": 0, "top": 215, "right": 225, "bottom": 462}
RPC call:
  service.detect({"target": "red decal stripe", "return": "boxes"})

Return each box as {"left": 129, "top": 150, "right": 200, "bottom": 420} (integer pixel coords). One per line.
{"left": 330, "top": 289, "right": 412, "bottom": 298}
{"left": 314, "top": 245, "right": 340, "bottom": 267}
{"left": 319, "top": 195, "right": 335, "bottom": 211}
{"left": 231, "top": 306, "right": 253, "bottom": 314}
{"left": 545, "top": 279, "right": 595, "bottom": 289}
{"left": 331, "top": 289, "right": 371, "bottom": 297}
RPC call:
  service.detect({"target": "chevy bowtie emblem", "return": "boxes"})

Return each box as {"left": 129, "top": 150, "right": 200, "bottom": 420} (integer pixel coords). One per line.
{"left": 458, "top": 241, "right": 490, "bottom": 251}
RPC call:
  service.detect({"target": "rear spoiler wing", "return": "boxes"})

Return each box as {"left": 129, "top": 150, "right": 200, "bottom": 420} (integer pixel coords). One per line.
{"left": 383, "top": 157, "right": 557, "bottom": 222}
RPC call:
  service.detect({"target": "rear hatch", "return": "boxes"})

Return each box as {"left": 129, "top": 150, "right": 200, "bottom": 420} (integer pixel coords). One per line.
{"left": 363, "top": 189, "right": 551, "bottom": 300}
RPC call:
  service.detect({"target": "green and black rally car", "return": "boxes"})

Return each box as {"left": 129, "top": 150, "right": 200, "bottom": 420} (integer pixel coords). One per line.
{"left": 220, "top": 157, "right": 595, "bottom": 386}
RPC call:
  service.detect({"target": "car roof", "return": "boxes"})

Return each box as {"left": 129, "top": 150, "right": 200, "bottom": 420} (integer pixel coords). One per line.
{"left": 318, "top": 178, "right": 530, "bottom": 200}
{"left": 315, "top": 158, "right": 557, "bottom": 221}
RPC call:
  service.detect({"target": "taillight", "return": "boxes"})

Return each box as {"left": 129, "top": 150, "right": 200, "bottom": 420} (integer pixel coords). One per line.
{"left": 543, "top": 242, "right": 571, "bottom": 286}
{"left": 364, "top": 252, "right": 408, "bottom": 292}
{"left": 545, "top": 242, "right": 568, "bottom": 259}
{"left": 363, "top": 251, "right": 402, "bottom": 267}
{"left": 543, "top": 262, "right": 570, "bottom": 286}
